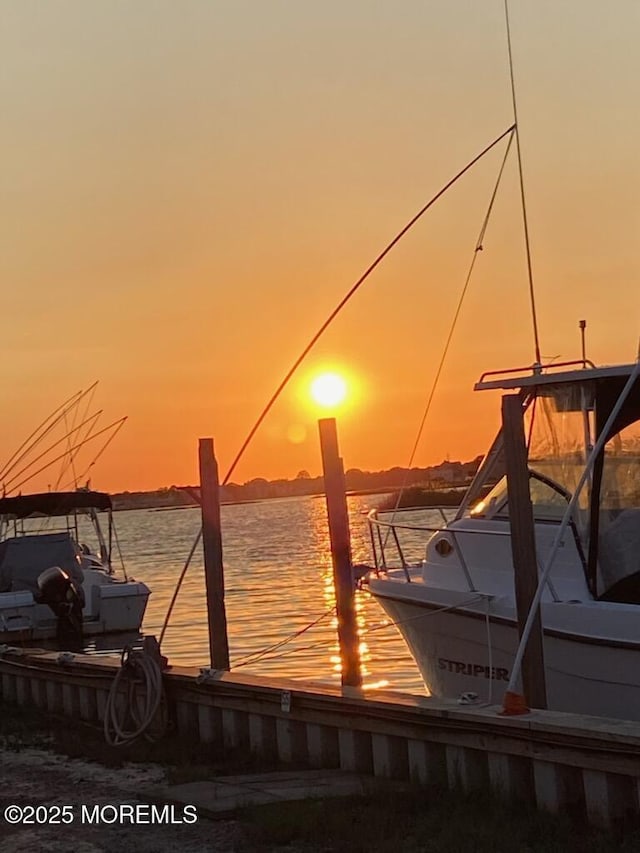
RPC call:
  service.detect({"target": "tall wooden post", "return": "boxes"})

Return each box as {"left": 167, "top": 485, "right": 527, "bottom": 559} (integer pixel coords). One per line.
{"left": 318, "top": 418, "right": 362, "bottom": 688}
{"left": 501, "top": 395, "right": 547, "bottom": 709}
{"left": 198, "top": 438, "right": 230, "bottom": 671}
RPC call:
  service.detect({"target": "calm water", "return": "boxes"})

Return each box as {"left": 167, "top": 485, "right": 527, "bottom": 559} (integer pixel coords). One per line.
{"left": 102, "top": 494, "right": 438, "bottom": 695}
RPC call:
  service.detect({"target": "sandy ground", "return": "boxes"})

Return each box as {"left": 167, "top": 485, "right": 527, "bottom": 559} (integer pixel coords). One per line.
{"left": 0, "top": 747, "right": 247, "bottom": 852}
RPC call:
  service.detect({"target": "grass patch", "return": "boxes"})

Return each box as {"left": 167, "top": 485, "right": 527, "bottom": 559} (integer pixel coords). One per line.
{"left": 240, "top": 786, "right": 640, "bottom": 853}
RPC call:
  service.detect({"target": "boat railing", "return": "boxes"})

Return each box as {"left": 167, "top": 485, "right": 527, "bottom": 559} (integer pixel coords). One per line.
{"left": 367, "top": 507, "right": 511, "bottom": 590}
{"left": 475, "top": 358, "right": 596, "bottom": 386}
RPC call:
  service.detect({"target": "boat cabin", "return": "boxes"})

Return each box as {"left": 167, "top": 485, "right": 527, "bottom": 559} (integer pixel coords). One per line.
{"left": 464, "top": 362, "right": 640, "bottom": 602}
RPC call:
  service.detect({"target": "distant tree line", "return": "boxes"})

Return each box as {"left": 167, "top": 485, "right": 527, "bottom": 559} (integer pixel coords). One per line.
{"left": 111, "top": 456, "right": 484, "bottom": 511}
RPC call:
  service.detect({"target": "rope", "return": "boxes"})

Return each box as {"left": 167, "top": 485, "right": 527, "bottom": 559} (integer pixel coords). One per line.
{"left": 384, "top": 129, "right": 515, "bottom": 531}
{"left": 158, "top": 527, "right": 203, "bottom": 649}
{"left": 112, "top": 524, "right": 128, "bottom": 580}
{"left": 103, "top": 640, "right": 167, "bottom": 747}
{"left": 485, "top": 596, "right": 494, "bottom": 705}
{"left": 236, "top": 594, "right": 488, "bottom": 668}
{"left": 169, "top": 584, "right": 488, "bottom": 676}
{"left": 232, "top": 606, "right": 336, "bottom": 669}
{"left": 362, "top": 594, "right": 487, "bottom": 634}
{"left": 504, "top": 0, "right": 542, "bottom": 364}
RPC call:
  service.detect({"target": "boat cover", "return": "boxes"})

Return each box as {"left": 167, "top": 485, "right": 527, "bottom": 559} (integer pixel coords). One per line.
{"left": 0, "top": 491, "right": 112, "bottom": 519}
{"left": 0, "top": 532, "right": 85, "bottom": 595}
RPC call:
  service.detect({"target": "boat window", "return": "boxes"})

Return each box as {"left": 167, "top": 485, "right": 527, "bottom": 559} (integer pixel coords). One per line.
{"left": 597, "top": 421, "right": 640, "bottom": 596}
{"left": 528, "top": 472, "right": 570, "bottom": 520}
{"left": 469, "top": 472, "right": 569, "bottom": 521}
{"left": 527, "top": 384, "right": 594, "bottom": 515}
{"left": 469, "top": 476, "right": 509, "bottom": 518}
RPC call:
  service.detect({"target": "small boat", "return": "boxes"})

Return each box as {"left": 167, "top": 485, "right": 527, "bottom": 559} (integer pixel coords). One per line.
{"left": 0, "top": 489, "right": 150, "bottom": 644}
{"left": 366, "top": 359, "right": 640, "bottom": 720}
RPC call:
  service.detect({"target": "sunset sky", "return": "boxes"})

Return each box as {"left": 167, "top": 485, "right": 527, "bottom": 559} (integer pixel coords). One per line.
{"left": 1, "top": 1, "right": 638, "bottom": 493}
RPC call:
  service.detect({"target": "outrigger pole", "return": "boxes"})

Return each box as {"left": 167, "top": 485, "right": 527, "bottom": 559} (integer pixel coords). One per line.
{"left": 161, "top": 123, "right": 518, "bottom": 649}
{"left": 0, "top": 383, "right": 98, "bottom": 486}
{"left": 4, "top": 417, "right": 127, "bottom": 496}
{"left": 504, "top": 0, "right": 542, "bottom": 365}
{"left": 221, "top": 123, "right": 516, "bottom": 487}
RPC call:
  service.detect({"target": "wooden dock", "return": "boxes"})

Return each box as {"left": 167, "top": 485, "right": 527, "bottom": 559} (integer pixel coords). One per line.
{"left": 1, "top": 646, "right": 639, "bottom": 829}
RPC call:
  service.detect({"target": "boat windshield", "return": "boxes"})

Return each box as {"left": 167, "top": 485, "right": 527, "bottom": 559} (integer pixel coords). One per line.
{"left": 527, "top": 384, "right": 593, "bottom": 514}
{"left": 597, "top": 420, "right": 640, "bottom": 595}
{"left": 469, "top": 471, "right": 570, "bottom": 522}
{"left": 470, "top": 383, "right": 593, "bottom": 526}
{"left": 464, "top": 369, "right": 640, "bottom": 598}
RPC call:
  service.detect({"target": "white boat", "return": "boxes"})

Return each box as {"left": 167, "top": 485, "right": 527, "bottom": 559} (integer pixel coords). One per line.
{"left": 0, "top": 490, "right": 150, "bottom": 644}
{"left": 366, "top": 359, "right": 640, "bottom": 720}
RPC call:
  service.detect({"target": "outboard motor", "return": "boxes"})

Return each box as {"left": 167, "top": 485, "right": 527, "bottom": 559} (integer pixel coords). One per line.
{"left": 37, "top": 566, "right": 84, "bottom": 647}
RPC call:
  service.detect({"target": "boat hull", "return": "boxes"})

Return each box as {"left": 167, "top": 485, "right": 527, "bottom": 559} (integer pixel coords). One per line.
{"left": 370, "top": 583, "right": 640, "bottom": 721}
{"left": 0, "top": 582, "right": 150, "bottom": 644}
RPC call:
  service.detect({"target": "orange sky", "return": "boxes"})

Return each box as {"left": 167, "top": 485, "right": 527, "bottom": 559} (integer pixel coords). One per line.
{"left": 1, "top": 1, "right": 639, "bottom": 493}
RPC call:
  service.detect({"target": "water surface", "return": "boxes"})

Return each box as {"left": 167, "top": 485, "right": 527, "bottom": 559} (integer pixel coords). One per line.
{"left": 102, "top": 495, "right": 440, "bottom": 694}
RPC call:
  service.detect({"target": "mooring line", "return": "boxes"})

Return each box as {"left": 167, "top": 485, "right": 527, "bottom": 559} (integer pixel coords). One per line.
{"left": 232, "top": 606, "right": 337, "bottom": 669}
{"left": 231, "top": 594, "right": 488, "bottom": 669}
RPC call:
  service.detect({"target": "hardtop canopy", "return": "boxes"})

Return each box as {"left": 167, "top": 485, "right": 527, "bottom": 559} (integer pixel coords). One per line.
{"left": 474, "top": 361, "right": 637, "bottom": 392}
{"left": 475, "top": 362, "right": 640, "bottom": 442}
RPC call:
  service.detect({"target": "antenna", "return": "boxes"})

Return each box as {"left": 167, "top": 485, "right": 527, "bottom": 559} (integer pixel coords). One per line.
{"left": 504, "top": 0, "right": 542, "bottom": 366}
{"left": 579, "top": 319, "right": 587, "bottom": 366}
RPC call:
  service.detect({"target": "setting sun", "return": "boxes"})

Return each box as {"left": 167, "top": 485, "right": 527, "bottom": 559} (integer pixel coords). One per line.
{"left": 310, "top": 372, "right": 348, "bottom": 408}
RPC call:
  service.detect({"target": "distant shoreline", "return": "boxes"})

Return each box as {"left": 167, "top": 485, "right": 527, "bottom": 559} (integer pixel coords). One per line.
{"left": 110, "top": 458, "right": 483, "bottom": 512}
{"left": 115, "top": 484, "right": 488, "bottom": 514}
{"left": 111, "top": 456, "right": 482, "bottom": 510}
{"left": 126, "top": 489, "right": 391, "bottom": 512}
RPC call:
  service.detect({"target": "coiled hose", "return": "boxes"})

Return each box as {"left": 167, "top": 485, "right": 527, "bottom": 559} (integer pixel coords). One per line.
{"left": 104, "top": 640, "right": 168, "bottom": 747}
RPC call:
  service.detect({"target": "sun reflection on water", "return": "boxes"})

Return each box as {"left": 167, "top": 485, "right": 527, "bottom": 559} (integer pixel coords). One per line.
{"left": 107, "top": 494, "right": 430, "bottom": 694}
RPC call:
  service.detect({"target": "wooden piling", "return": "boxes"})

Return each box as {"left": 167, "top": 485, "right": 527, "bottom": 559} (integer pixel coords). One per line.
{"left": 318, "top": 418, "right": 362, "bottom": 688}
{"left": 501, "top": 394, "right": 547, "bottom": 709}
{"left": 198, "top": 437, "right": 230, "bottom": 671}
